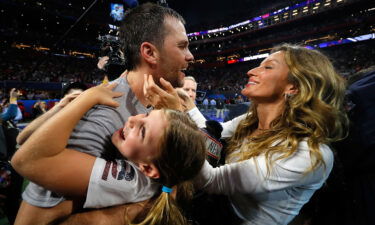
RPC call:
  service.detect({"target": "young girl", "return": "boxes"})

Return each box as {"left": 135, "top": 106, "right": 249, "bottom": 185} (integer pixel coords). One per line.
{"left": 11, "top": 83, "right": 206, "bottom": 225}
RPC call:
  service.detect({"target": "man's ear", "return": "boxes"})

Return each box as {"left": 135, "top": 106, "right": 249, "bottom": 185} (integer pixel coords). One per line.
{"left": 138, "top": 163, "right": 160, "bottom": 179}
{"left": 140, "top": 42, "right": 159, "bottom": 67}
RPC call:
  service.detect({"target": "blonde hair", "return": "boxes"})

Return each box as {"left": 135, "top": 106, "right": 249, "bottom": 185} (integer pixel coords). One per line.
{"left": 227, "top": 44, "right": 348, "bottom": 174}
{"left": 129, "top": 109, "right": 206, "bottom": 225}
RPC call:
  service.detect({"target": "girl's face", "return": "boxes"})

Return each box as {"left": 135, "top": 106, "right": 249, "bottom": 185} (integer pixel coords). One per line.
{"left": 111, "top": 110, "right": 168, "bottom": 164}
{"left": 241, "top": 51, "right": 294, "bottom": 103}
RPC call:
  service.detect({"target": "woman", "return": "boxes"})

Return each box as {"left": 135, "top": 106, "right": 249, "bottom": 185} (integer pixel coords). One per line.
{"left": 145, "top": 43, "right": 348, "bottom": 224}
{"left": 11, "top": 83, "right": 206, "bottom": 225}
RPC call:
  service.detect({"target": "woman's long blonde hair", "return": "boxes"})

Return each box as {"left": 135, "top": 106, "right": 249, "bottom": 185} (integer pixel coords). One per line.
{"left": 227, "top": 44, "right": 348, "bottom": 173}
{"left": 129, "top": 109, "right": 206, "bottom": 225}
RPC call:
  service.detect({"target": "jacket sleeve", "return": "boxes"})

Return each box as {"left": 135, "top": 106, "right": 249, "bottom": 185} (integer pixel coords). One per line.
{"left": 1, "top": 104, "right": 18, "bottom": 121}
{"left": 187, "top": 107, "right": 248, "bottom": 138}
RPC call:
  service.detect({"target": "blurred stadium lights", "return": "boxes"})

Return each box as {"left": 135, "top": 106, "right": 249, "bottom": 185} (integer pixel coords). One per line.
{"left": 221, "top": 32, "right": 375, "bottom": 65}
{"left": 187, "top": 0, "right": 349, "bottom": 39}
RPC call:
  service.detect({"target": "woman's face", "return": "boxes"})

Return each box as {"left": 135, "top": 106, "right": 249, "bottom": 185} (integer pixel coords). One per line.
{"left": 111, "top": 110, "right": 167, "bottom": 164}
{"left": 241, "top": 51, "right": 294, "bottom": 103}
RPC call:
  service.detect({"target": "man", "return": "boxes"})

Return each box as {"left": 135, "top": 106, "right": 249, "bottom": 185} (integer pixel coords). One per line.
{"left": 216, "top": 98, "right": 225, "bottom": 120}
{"left": 14, "top": 3, "right": 193, "bottom": 225}
{"left": 203, "top": 97, "right": 209, "bottom": 112}
{"left": 181, "top": 76, "right": 197, "bottom": 102}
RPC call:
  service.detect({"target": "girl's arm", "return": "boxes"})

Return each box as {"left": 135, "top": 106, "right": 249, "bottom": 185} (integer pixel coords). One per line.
{"left": 17, "top": 92, "right": 81, "bottom": 145}
{"left": 11, "top": 83, "right": 123, "bottom": 197}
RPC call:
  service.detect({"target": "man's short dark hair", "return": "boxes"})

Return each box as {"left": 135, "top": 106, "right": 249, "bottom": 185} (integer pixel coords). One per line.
{"left": 120, "top": 3, "right": 185, "bottom": 71}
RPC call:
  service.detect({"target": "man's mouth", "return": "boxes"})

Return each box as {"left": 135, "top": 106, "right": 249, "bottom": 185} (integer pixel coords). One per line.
{"left": 180, "top": 68, "right": 187, "bottom": 74}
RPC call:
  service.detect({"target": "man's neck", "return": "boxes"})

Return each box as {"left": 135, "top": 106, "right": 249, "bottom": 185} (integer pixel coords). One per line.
{"left": 126, "top": 69, "right": 149, "bottom": 106}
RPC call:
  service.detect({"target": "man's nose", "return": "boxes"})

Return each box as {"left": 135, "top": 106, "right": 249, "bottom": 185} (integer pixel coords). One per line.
{"left": 186, "top": 49, "right": 194, "bottom": 62}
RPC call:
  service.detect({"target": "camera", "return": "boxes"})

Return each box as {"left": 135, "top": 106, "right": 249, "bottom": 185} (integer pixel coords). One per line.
{"left": 98, "top": 34, "right": 125, "bottom": 66}
{"left": 98, "top": 34, "right": 127, "bottom": 79}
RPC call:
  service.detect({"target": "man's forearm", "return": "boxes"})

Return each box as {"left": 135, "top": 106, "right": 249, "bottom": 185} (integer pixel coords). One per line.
{"left": 16, "top": 106, "right": 61, "bottom": 145}
{"left": 56, "top": 201, "right": 149, "bottom": 225}
{"left": 56, "top": 205, "right": 128, "bottom": 225}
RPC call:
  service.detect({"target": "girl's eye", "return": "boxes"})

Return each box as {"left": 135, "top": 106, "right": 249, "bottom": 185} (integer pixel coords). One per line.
{"left": 141, "top": 126, "right": 146, "bottom": 140}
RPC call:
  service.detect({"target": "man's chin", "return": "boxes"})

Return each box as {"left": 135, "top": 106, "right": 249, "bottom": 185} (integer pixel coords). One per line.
{"left": 167, "top": 78, "right": 183, "bottom": 88}
{"left": 176, "top": 80, "right": 184, "bottom": 88}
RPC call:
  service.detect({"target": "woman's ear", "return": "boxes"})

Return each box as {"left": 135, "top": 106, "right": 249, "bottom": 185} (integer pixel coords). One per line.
{"left": 285, "top": 83, "right": 298, "bottom": 95}
{"left": 138, "top": 163, "right": 160, "bottom": 179}
{"left": 140, "top": 42, "right": 159, "bottom": 67}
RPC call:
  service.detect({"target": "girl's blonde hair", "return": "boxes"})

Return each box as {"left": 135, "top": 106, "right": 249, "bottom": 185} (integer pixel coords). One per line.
{"left": 130, "top": 109, "right": 206, "bottom": 225}
{"left": 227, "top": 44, "right": 348, "bottom": 174}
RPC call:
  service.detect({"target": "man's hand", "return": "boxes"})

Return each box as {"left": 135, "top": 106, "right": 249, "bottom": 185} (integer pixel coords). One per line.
{"left": 9, "top": 88, "right": 21, "bottom": 104}
{"left": 10, "top": 88, "right": 21, "bottom": 99}
{"left": 143, "top": 74, "right": 183, "bottom": 111}
{"left": 57, "top": 201, "right": 149, "bottom": 225}
{"left": 97, "top": 56, "right": 109, "bottom": 70}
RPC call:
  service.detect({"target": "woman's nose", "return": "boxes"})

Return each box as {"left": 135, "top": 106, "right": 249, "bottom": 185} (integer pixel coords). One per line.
{"left": 247, "top": 66, "right": 261, "bottom": 77}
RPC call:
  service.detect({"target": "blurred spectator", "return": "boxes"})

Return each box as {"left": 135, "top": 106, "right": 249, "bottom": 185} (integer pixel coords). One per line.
{"left": 216, "top": 99, "right": 225, "bottom": 119}
{"left": 181, "top": 76, "right": 198, "bottom": 102}
{"left": 202, "top": 98, "right": 209, "bottom": 111}
{"left": 210, "top": 98, "right": 216, "bottom": 110}
{"left": 32, "top": 101, "right": 47, "bottom": 118}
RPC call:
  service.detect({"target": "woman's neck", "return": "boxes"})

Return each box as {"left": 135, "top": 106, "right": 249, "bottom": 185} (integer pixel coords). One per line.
{"left": 256, "top": 100, "right": 285, "bottom": 130}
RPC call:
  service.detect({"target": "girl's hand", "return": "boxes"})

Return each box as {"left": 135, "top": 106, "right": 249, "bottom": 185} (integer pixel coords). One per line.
{"left": 143, "top": 74, "right": 183, "bottom": 111}
{"left": 85, "top": 83, "right": 124, "bottom": 108}
{"left": 55, "top": 92, "right": 81, "bottom": 110}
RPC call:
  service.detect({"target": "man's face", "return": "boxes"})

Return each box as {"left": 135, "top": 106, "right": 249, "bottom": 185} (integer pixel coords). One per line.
{"left": 182, "top": 79, "right": 197, "bottom": 101}
{"left": 156, "top": 17, "right": 194, "bottom": 88}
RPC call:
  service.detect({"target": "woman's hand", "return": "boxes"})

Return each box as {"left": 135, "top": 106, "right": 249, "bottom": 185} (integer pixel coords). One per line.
{"left": 83, "top": 83, "right": 124, "bottom": 108}
{"left": 143, "top": 74, "right": 183, "bottom": 111}
{"left": 176, "top": 88, "right": 197, "bottom": 111}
